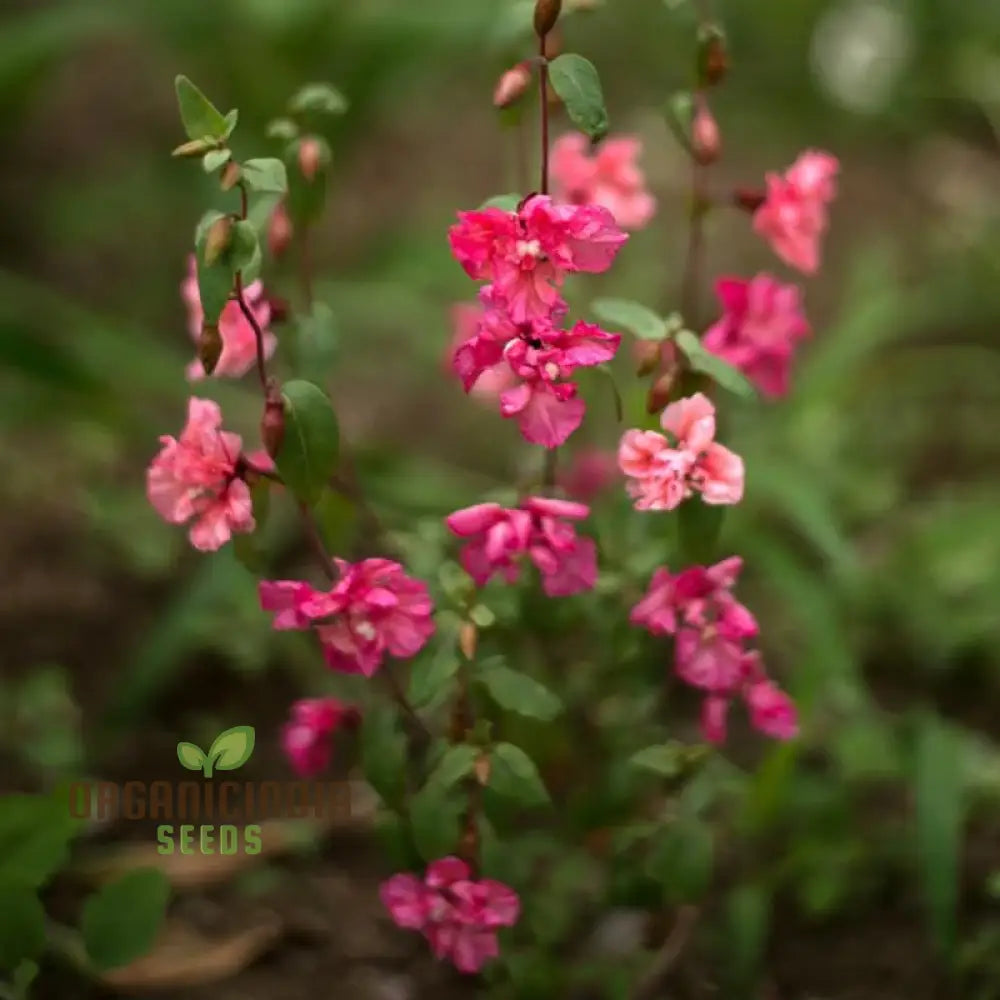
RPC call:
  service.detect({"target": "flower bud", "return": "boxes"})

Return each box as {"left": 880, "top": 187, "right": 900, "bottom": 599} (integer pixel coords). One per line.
{"left": 634, "top": 340, "right": 662, "bottom": 377}
{"left": 220, "top": 161, "right": 242, "bottom": 191}
{"left": 268, "top": 200, "right": 293, "bottom": 258}
{"left": 493, "top": 62, "right": 533, "bottom": 110}
{"left": 198, "top": 322, "right": 223, "bottom": 376}
{"left": 543, "top": 27, "right": 563, "bottom": 60}
{"left": 692, "top": 101, "right": 721, "bottom": 166}
{"left": 172, "top": 138, "right": 215, "bottom": 158}
{"left": 203, "top": 216, "right": 233, "bottom": 266}
{"left": 733, "top": 187, "right": 766, "bottom": 213}
{"left": 264, "top": 293, "right": 290, "bottom": 324}
{"left": 459, "top": 621, "right": 478, "bottom": 660}
{"left": 474, "top": 751, "right": 491, "bottom": 787}
{"left": 534, "top": 0, "right": 562, "bottom": 37}
{"left": 298, "top": 137, "right": 323, "bottom": 182}
{"left": 261, "top": 380, "right": 286, "bottom": 460}
{"left": 697, "top": 24, "right": 728, "bottom": 87}
{"left": 646, "top": 365, "right": 679, "bottom": 415}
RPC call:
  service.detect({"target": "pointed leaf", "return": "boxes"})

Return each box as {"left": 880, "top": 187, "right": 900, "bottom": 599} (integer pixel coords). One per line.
{"left": 267, "top": 118, "right": 299, "bottom": 141}
{"left": 408, "top": 647, "right": 460, "bottom": 708}
{"left": 629, "top": 742, "right": 685, "bottom": 778}
{"left": 275, "top": 380, "right": 341, "bottom": 506}
{"left": 194, "top": 225, "right": 235, "bottom": 327}
{"left": 547, "top": 54, "right": 609, "bottom": 142}
{"left": 201, "top": 149, "right": 231, "bottom": 173}
{"left": 360, "top": 707, "right": 407, "bottom": 810}
{"left": 478, "top": 661, "right": 562, "bottom": 721}
{"left": 221, "top": 109, "right": 239, "bottom": 138}
{"left": 478, "top": 193, "right": 521, "bottom": 212}
{"left": 0, "top": 793, "right": 79, "bottom": 890}
{"left": 81, "top": 868, "right": 170, "bottom": 972}
{"left": 207, "top": 725, "right": 255, "bottom": 771}
{"left": 428, "top": 744, "right": 479, "bottom": 790}
{"left": 241, "top": 158, "right": 288, "bottom": 195}
{"left": 664, "top": 90, "right": 695, "bottom": 155}
{"left": 289, "top": 82, "right": 348, "bottom": 116}
{"left": 590, "top": 298, "right": 669, "bottom": 341}
{"left": 408, "top": 783, "right": 463, "bottom": 863}
{"left": 675, "top": 329, "right": 757, "bottom": 400}
{"left": 489, "top": 743, "right": 550, "bottom": 806}
{"left": 174, "top": 75, "right": 229, "bottom": 141}
{"left": 175, "top": 742, "right": 205, "bottom": 771}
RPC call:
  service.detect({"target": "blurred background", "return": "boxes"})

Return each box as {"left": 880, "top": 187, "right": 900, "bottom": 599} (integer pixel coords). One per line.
{"left": 2, "top": 0, "right": 1000, "bottom": 997}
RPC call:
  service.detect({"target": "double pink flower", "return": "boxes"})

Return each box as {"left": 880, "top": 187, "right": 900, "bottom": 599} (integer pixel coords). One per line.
{"left": 381, "top": 858, "right": 520, "bottom": 974}
{"left": 282, "top": 697, "right": 360, "bottom": 777}
{"left": 259, "top": 559, "right": 435, "bottom": 676}
{"left": 631, "top": 557, "right": 797, "bottom": 743}
{"left": 446, "top": 497, "right": 597, "bottom": 597}
{"left": 618, "top": 393, "right": 744, "bottom": 511}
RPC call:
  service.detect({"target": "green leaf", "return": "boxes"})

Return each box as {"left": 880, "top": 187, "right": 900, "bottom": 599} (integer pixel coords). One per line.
{"left": 289, "top": 82, "right": 348, "bottom": 116}
{"left": 175, "top": 741, "right": 205, "bottom": 772}
{"left": 267, "top": 117, "right": 299, "bottom": 140}
{"left": 547, "top": 54, "right": 609, "bottom": 142}
{"left": 360, "top": 707, "right": 407, "bottom": 810}
{"left": 207, "top": 725, "right": 256, "bottom": 772}
{"left": 590, "top": 298, "right": 668, "bottom": 341}
{"left": 221, "top": 109, "right": 238, "bottom": 139}
{"left": 241, "top": 157, "right": 288, "bottom": 195}
{"left": 194, "top": 226, "right": 234, "bottom": 327}
{"left": 678, "top": 500, "right": 725, "bottom": 565}
{"left": 675, "top": 330, "right": 757, "bottom": 400}
{"left": 201, "top": 148, "right": 231, "bottom": 173}
{"left": 478, "top": 662, "right": 562, "bottom": 721}
{"left": 0, "top": 793, "right": 79, "bottom": 890}
{"left": 914, "top": 714, "right": 963, "bottom": 961}
{"left": 469, "top": 604, "right": 495, "bottom": 628}
{"left": 489, "top": 742, "right": 550, "bottom": 806}
{"left": 231, "top": 219, "right": 260, "bottom": 280}
{"left": 629, "top": 742, "right": 685, "bottom": 778}
{"left": 593, "top": 363, "right": 623, "bottom": 423}
{"left": 275, "top": 380, "right": 341, "bottom": 506}
{"left": 174, "top": 75, "right": 229, "bottom": 141}
{"left": 664, "top": 90, "right": 694, "bottom": 155}
{"left": 311, "top": 487, "right": 357, "bottom": 554}
{"left": 428, "top": 744, "right": 479, "bottom": 790}
{"left": 478, "top": 193, "right": 521, "bottom": 212}
{"left": 80, "top": 868, "right": 170, "bottom": 972}
{"left": 408, "top": 646, "right": 460, "bottom": 708}
{"left": 409, "top": 783, "right": 463, "bottom": 863}
{"left": 0, "top": 886, "right": 45, "bottom": 971}
{"left": 648, "top": 819, "right": 713, "bottom": 903}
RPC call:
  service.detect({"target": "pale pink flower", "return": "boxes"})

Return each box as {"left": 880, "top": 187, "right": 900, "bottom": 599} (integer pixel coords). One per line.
{"left": 448, "top": 194, "right": 627, "bottom": 322}
{"left": 703, "top": 275, "right": 811, "bottom": 398}
{"left": 381, "top": 857, "right": 520, "bottom": 975}
{"left": 753, "top": 150, "right": 839, "bottom": 275}
{"left": 447, "top": 302, "right": 514, "bottom": 400}
{"left": 618, "top": 393, "right": 744, "bottom": 511}
{"left": 550, "top": 133, "right": 656, "bottom": 229}
{"left": 282, "top": 697, "right": 360, "bottom": 777}
{"left": 181, "top": 256, "right": 277, "bottom": 380}
{"left": 146, "top": 397, "right": 255, "bottom": 552}
{"left": 558, "top": 449, "right": 618, "bottom": 502}
{"left": 259, "top": 559, "right": 435, "bottom": 676}
{"left": 268, "top": 200, "right": 293, "bottom": 257}
{"left": 445, "top": 497, "right": 597, "bottom": 596}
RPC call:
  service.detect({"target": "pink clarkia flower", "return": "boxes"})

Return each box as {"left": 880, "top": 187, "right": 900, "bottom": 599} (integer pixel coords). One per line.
{"left": 181, "top": 256, "right": 277, "bottom": 380}
{"left": 381, "top": 857, "right": 520, "bottom": 975}
{"left": 259, "top": 559, "right": 435, "bottom": 676}
{"left": 617, "top": 393, "right": 744, "bottom": 511}
{"left": 282, "top": 697, "right": 360, "bottom": 777}
{"left": 445, "top": 497, "right": 597, "bottom": 597}
{"left": 146, "top": 397, "right": 255, "bottom": 552}
{"left": 453, "top": 288, "right": 620, "bottom": 448}
{"left": 447, "top": 302, "right": 514, "bottom": 400}
{"left": 702, "top": 274, "right": 811, "bottom": 399}
{"left": 753, "top": 150, "right": 839, "bottom": 275}
{"left": 448, "top": 194, "right": 627, "bottom": 322}
{"left": 550, "top": 132, "right": 656, "bottom": 230}
{"left": 631, "top": 558, "right": 796, "bottom": 744}
{"left": 559, "top": 449, "right": 618, "bottom": 503}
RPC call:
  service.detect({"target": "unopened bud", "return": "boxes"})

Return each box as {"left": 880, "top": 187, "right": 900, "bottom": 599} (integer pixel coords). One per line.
{"left": 534, "top": 0, "right": 562, "bottom": 37}
{"left": 298, "top": 137, "right": 323, "bottom": 182}
{"left": 692, "top": 101, "right": 721, "bottom": 166}
{"left": 542, "top": 27, "right": 563, "bottom": 60}
{"left": 268, "top": 200, "right": 293, "bottom": 258}
{"left": 493, "top": 62, "right": 533, "bottom": 110}
{"left": 733, "top": 187, "right": 766, "bottom": 213}
{"left": 646, "top": 365, "right": 679, "bottom": 415}
{"left": 634, "top": 340, "right": 662, "bottom": 378}
{"left": 261, "top": 380, "right": 286, "bottom": 460}
{"left": 697, "top": 24, "right": 728, "bottom": 87}
{"left": 198, "top": 322, "right": 223, "bottom": 376}
{"left": 220, "top": 160, "right": 242, "bottom": 191}
{"left": 172, "top": 138, "right": 214, "bottom": 158}
{"left": 203, "top": 216, "right": 233, "bottom": 266}
{"left": 459, "top": 621, "right": 478, "bottom": 660}
{"left": 264, "top": 293, "right": 290, "bottom": 324}
{"left": 473, "top": 752, "right": 491, "bottom": 787}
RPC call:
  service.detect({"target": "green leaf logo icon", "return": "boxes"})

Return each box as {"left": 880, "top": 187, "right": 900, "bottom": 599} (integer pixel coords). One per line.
{"left": 176, "top": 726, "right": 255, "bottom": 777}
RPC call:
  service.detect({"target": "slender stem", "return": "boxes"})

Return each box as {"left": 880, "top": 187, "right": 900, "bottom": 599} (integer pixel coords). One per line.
{"left": 680, "top": 155, "right": 708, "bottom": 326}
{"left": 299, "top": 225, "right": 315, "bottom": 312}
{"left": 516, "top": 115, "right": 531, "bottom": 195}
{"left": 384, "top": 663, "right": 433, "bottom": 740}
{"left": 297, "top": 501, "right": 336, "bottom": 581}
{"left": 542, "top": 447, "right": 558, "bottom": 489}
{"left": 234, "top": 277, "right": 269, "bottom": 391}
{"left": 453, "top": 623, "right": 480, "bottom": 872}
{"left": 538, "top": 37, "right": 550, "bottom": 195}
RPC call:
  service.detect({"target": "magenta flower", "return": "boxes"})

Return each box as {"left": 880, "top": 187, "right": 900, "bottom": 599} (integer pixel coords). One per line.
{"left": 702, "top": 274, "right": 811, "bottom": 398}
{"left": 618, "top": 393, "right": 744, "bottom": 511}
{"left": 448, "top": 194, "right": 627, "bottom": 322}
{"left": 753, "top": 150, "right": 839, "bottom": 275}
{"left": 447, "top": 301, "right": 515, "bottom": 401}
{"left": 282, "top": 697, "right": 360, "bottom": 777}
{"left": 259, "top": 559, "right": 435, "bottom": 676}
{"left": 181, "top": 256, "right": 277, "bottom": 380}
{"left": 146, "top": 397, "right": 255, "bottom": 552}
{"left": 549, "top": 132, "right": 656, "bottom": 230}
{"left": 445, "top": 497, "right": 597, "bottom": 597}
{"left": 631, "top": 558, "right": 797, "bottom": 744}
{"left": 381, "top": 857, "right": 520, "bottom": 975}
